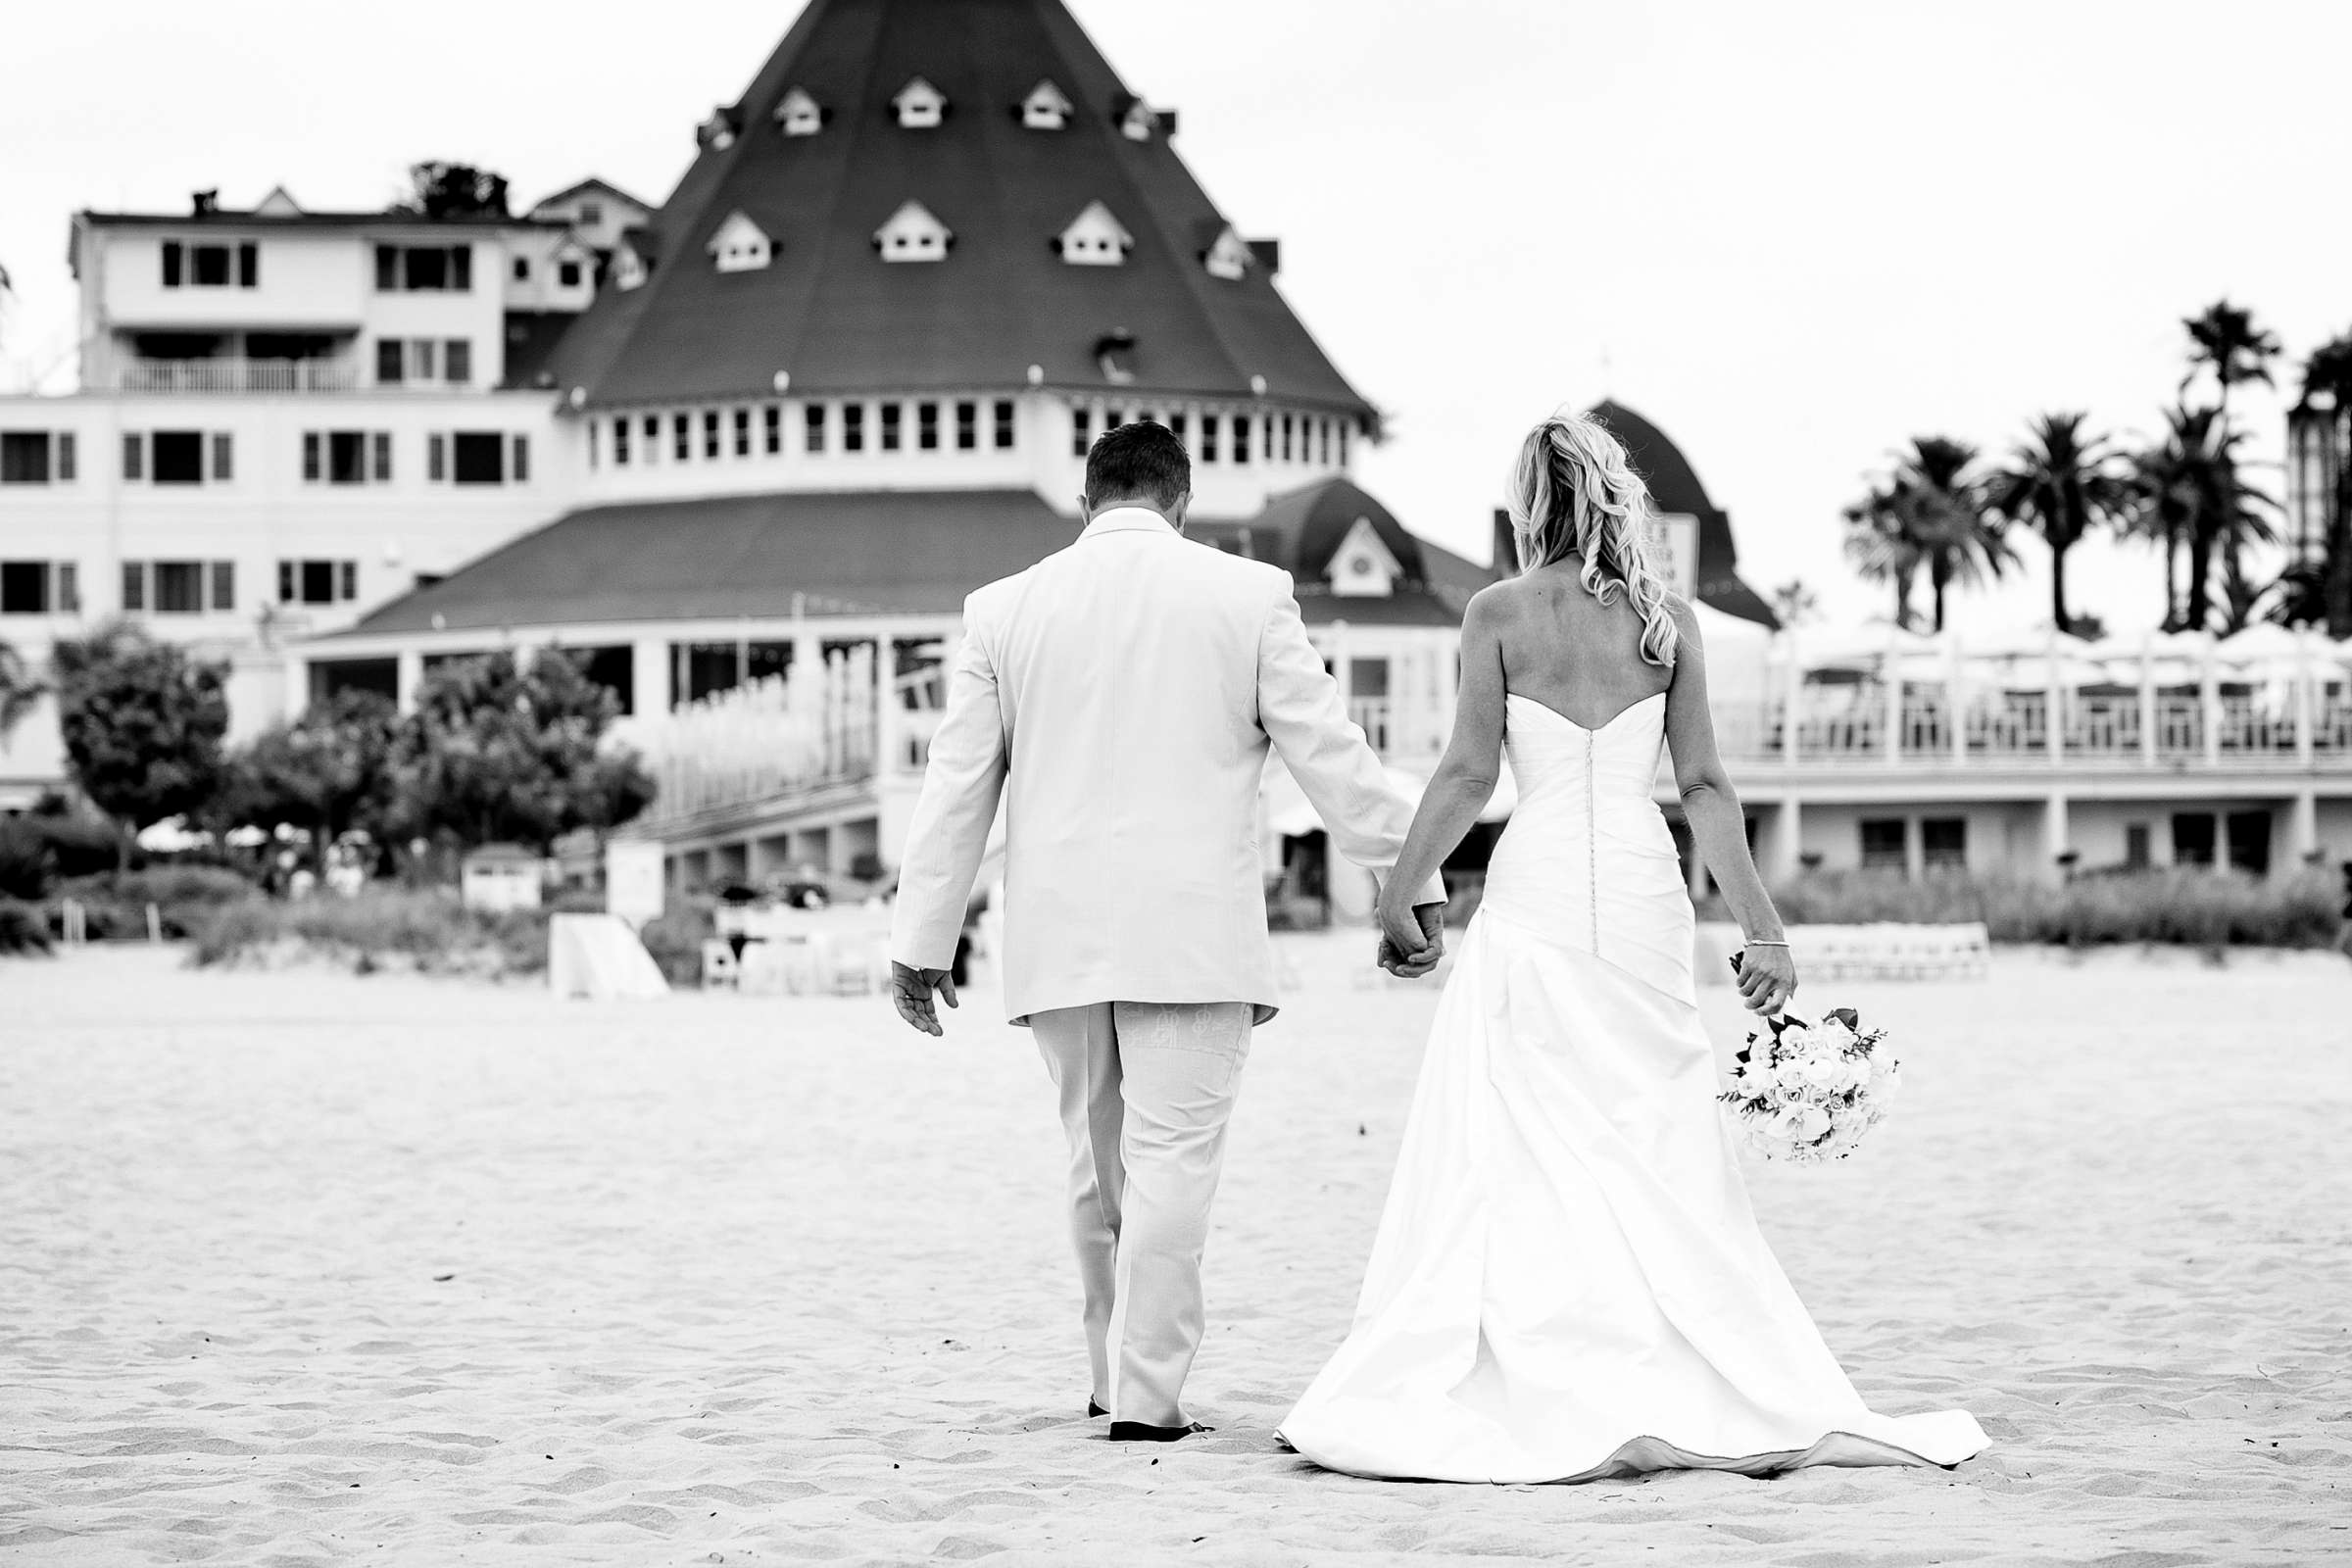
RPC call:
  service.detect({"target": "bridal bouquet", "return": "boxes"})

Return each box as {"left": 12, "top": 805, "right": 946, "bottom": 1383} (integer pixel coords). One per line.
{"left": 1717, "top": 977, "right": 1900, "bottom": 1164}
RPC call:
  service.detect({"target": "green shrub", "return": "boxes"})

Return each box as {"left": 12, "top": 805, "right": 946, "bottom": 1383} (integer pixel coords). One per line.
{"left": 188, "top": 886, "right": 550, "bottom": 977}
{"left": 48, "top": 865, "right": 261, "bottom": 942}
{"left": 0, "top": 899, "right": 52, "bottom": 956}
{"left": 25, "top": 815, "right": 121, "bottom": 879}
{"left": 0, "top": 822, "right": 56, "bottom": 901}
{"left": 1697, "top": 867, "right": 2343, "bottom": 950}
{"left": 636, "top": 897, "right": 715, "bottom": 987}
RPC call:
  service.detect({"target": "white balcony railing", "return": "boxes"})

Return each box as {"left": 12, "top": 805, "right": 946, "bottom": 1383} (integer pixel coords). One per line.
{"left": 112, "top": 357, "right": 359, "bottom": 394}
{"left": 1348, "top": 696, "right": 1393, "bottom": 754}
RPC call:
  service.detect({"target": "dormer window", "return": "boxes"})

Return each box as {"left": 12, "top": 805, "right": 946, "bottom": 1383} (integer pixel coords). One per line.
{"left": 1202, "top": 225, "right": 1253, "bottom": 282}
{"left": 1019, "top": 78, "right": 1073, "bottom": 129}
{"left": 697, "top": 107, "right": 740, "bottom": 150}
{"left": 1056, "top": 201, "right": 1133, "bottom": 267}
{"left": 873, "top": 200, "right": 952, "bottom": 263}
{"left": 708, "top": 211, "right": 773, "bottom": 273}
{"left": 613, "top": 243, "right": 650, "bottom": 291}
{"left": 1115, "top": 95, "right": 1158, "bottom": 142}
{"left": 1328, "top": 515, "right": 1404, "bottom": 599}
{"left": 775, "top": 86, "right": 824, "bottom": 137}
{"left": 551, "top": 242, "right": 592, "bottom": 290}
{"left": 893, "top": 76, "right": 947, "bottom": 129}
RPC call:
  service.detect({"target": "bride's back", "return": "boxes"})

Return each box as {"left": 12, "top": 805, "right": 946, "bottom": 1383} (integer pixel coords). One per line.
{"left": 1492, "top": 557, "right": 1674, "bottom": 730}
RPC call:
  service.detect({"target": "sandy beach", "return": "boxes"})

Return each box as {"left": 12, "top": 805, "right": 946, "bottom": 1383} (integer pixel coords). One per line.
{"left": 3, "top": 936, "right": 2349, "bottom": 1566}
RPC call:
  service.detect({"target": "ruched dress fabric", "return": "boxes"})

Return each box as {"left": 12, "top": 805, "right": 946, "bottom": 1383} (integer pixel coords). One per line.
{"left": 1278, "top": 693, "right": 1989, "bottom": 1484}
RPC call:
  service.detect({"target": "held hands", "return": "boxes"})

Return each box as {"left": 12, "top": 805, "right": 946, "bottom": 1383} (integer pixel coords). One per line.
{"left": 1376, "top": 895, "right": 1446, "bottom": 980}
{"left": 889, "top": 960, "right": 959, "bottom": 1036}
{"left": 1731, "top": 943, "right": 1798, "bottom": 1017}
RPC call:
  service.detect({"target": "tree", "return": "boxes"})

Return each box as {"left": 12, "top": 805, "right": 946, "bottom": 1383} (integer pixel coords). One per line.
{"left": 1844, "top": 438, "right": 2015, "bottom": 633}
{"left": 1984, "top": 413, "right": 2132, "bottom": 634}
{"left": 2129, "top": 407, "right": 2278, "bottom": 632}
{"left": 2296, "top": 332, "right": 2352, "bottom": 636}
{"left": 396, "top": 162, "right": 512, "bottom": 220}
{"left": 218, "top": 689, "right": 400, "bottom": 873}
{"left": 0, "top": 637, "right": 42, "bottom": 741}
{"left": 2181, "top": 298, "right": 2280, "bottom": 416}
{"left": 388, "top": 651, "right": 653, "bottom": 854}
{"left": 1768, "top": 579, "right": 1821, "bottom": 628}
{"left": 51, "top": 622, "right": 229, "bottom": 865}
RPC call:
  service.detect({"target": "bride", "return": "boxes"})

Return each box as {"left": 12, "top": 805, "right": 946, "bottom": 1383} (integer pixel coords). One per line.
{"left": 1277, "top": 413, "right": 1989, "bottom": 1484}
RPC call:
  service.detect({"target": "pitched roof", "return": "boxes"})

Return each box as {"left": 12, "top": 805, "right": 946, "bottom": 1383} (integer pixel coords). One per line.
{"left": 542, "top": 0, "right": 1373, "bottom": 419}
{"left": 527, "top": 176, "right": 655, "bottom": 213}
{"left": 336, "top": 490, "right": 1082, "bottom": 634}
{"left": 1589, "top": 399, "right": 1779, "bottom": 629}
{"left": 1192, "top": 476, "right": 1471, "bottom": 626}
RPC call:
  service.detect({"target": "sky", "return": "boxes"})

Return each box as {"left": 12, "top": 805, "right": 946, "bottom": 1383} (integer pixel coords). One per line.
{"left": 4, "top": 0, "right": 2349, "bottom": 639}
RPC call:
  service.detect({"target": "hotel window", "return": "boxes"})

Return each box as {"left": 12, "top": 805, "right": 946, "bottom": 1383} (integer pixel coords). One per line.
{"left": 1281, "top": 414, "right": 1294, "bottom": 462}
{"left": 445, "top": 340, "right": 471, "bottom": 385}
{"left": 1318, "top": 418, "right": 1331, "bottom": 466}
{"left": 993, "top": 399, "right": 1015, "bottom": 450}
{"left": 150, "top": 430, "right": 205, "bottom": 485}
{"left": 1921, "top": 816, "right": 1967, "bottom": 873}
{"left": 278, "top": 559, "right": 360, "bottom": 606}
{"left": 512, "top": 257, "right": 530, "bottom": 282}
{"left": 1, "top": 431, "right": 55, "bottom": 484}
{"left": 1232, "top": 414, "right": 1250, "bottom": 466}
{"left": 0, "top": 561, "right": 76, "bottom": 614}
{"left": 122, "top": 434, "right": 144, "bottom": 481}
{"left": 764, "top": 405, "right": 781, "bottom": 455}
{"left": 371, "top": 432, "right": 392, "bottom": 481}
{"left": 2171, "top": 812, "right": 2217, "bottom": 867}
{"left": 1169, "top": 412, "right": 1188, "bottom": 447}
{"left": 1071, "top": 407, "right": 1091, "bottom": 458}
{"left": 161, "top": 241, "right": 258, "bottom": 289}
{"left": 136, "top": 561, "right": 209, "bottom": 615}
{"left": 512, "top": 434, "right": 530, "bottom": 483}
{"left": 375, "top": 340, "right": 403, "bottom": 383}
{"left": 1200, "top": 413, "right": 1218, "bottom": 463}
{"left": 304, "top": 430, "right": 374, "bottom": 485}
{"left": 735, "top": 407, "right": 751, "bottom": 457}
{"left": 881, "top": 403, "right": 903, "bottom": 452}
{"left": 373, "top": 243, "right": 472, "bottom": 292}
{"left": 843, "top": 404, "right": 865, "bottom": 453}
{"left": 918, "top": 401, "right": 940, "bottom": 451}
{"left": 1339, "top": 424, "right": 1349, "bottom": 466}
{"left": 955, "top": 400, "right": 977, "bottom": 451}
{"left": 613, "top": 416, "right": 631, "bottom": 466}
{"left": 805, "top": 403, "right": 828, "bottom": 454}
{"left": 452, "top": 432, "right": 506, "bottom": 485}
{"left": 2124, "top": 822, "right": 2151, "bottom": 868}
{"left": 704, "top": 410, "right": 720, "bottom": 460}
{"left": 670, "top": 413, "right": 688, "bottom": 462}
{"left": 558, "top": 259, "right": 583, "bottom": 288}
{"left": 1858, "top": 818, "right": 1907, "bottom": 873}
{"left": 642, "top": 415, "right": 660, "bottom": 463}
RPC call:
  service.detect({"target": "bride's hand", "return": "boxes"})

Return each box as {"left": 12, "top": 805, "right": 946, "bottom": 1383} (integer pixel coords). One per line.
{"left": 1377, "top": 895, "right": 1443, "bottom": 979}
{"left": 1736, "top": 943, "right": 1797, "bottom": 1015}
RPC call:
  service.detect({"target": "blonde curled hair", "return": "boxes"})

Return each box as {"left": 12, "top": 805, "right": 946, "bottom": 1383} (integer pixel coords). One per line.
{"left": 1507, "top": 410, "right": 1681, "bottom": 667}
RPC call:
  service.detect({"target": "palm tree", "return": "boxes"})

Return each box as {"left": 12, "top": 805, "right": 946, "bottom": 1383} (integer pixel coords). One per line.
{"left": 2181, "top": 298, "right": 2281, "bottom": 414}
{"left": 0, "top": 638, "right": 41, "bottom": 742}
{"left": 1984, "top": 414, "right": 2132, "bottom": 634}
{"left": 1893, "top": 437, "right": 2016, "bottom": 633}
{"left": 2131, "top": 406, "right": 2278, "bottom": 631}
{"left": 1768, "top": 578, "right": 1821, "bottom": 628}
{"left": 2295, "top": 332, "right": 2352, "bottom": 636}
{"left": 1842, "top": 482, "right": 1925, "bottom": 629}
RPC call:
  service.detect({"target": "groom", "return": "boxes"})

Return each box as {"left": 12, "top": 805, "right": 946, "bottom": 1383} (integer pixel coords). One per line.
{"left": 887, "top": 420, "right": 1446, "bottom": 1443}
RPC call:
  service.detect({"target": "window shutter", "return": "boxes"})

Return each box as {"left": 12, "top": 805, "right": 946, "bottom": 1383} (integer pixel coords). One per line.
{"left": 512, "top": 434, "right": 529, "bottom": 482}
{"left": 428, "top": 434, "right": 446, "bottom": 481}
{"left": 302, "top": 432, "right": 320, "bottom": 481}
{"left": 375, "top": 339, "right": 404, "bottom": 383}
{"left": 339, "top": 562, "right": 358, "bottom": 601}
{"left": 374, "top": 245, "right": 398, "bottom": 290}
{"left": 122, "top": 562, "right": 145, "bottom": 612}
{"left": 445, "top": 339, "right": 470, "bottom": 384}
{"left": 450, "top": 245, "right": 471, "bottom": 291}
{"left": 57, "top": 563, "right": 79, "bottom": 613}
{"left": 212, "top": 433, "right": 232, "bottom": 481}
{"left": 371, "top": 432, "right": 391, "bottom": 481}
{"left": 237, "top": 242, "right": 259, "bottom": 287}
{"left": 162, "top": 242, "right": 182, "bottom": 287}
{"left": 122, "top": 433, "right": 143, "bottom": 480}
{"left": 57, "top": 432, "right": 75, "bottom": 481}
{"left": 277, "top": 562, "right": 295, "bottom": 603}
{"left": 212, "top": 561, "right": 235, "bottom": 611}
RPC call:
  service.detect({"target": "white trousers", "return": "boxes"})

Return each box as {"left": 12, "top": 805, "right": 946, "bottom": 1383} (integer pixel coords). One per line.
{"left": 1027, "top": 1001, "right": 1253, "bottom": 1428}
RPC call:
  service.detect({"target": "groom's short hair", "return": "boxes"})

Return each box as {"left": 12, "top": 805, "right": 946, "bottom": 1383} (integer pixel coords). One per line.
{"left": 1084, "top": 420, "right": 1191, "bottom": 512}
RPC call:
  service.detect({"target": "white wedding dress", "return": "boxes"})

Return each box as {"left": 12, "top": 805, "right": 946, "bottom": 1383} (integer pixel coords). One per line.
{"left": 1278, "top": 691, "right": 1989, "bottom": 1483}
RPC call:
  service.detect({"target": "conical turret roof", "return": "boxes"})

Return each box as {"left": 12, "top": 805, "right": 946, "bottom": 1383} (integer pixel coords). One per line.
{"left": 547, "top": 0, "right": 1372, "bottom": 418}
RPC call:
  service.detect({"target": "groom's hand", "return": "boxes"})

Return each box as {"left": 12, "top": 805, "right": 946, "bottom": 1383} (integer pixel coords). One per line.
{"left": 1376, "top": 902, "right": 1446, "bottom": 979}
{"left": 889, "top": 960, "right": 959, "bottom": 1036}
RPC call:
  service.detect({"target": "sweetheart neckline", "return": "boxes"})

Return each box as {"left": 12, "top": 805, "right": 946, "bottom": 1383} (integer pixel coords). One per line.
{"left": 1505, "top": 690, "right": 1667, "bottom": 735}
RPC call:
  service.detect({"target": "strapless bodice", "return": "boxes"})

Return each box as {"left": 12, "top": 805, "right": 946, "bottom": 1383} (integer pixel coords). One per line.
{"left": 1479, "top": 691, "right": 1693, "bottom": 1003}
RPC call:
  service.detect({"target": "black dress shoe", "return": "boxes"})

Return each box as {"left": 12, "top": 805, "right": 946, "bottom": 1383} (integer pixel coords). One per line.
{"left": 1087, "top": 1399, "right": 1107, "bottom": 1419}
{"left": 1109, "top": 1420, "right": 1213, "bottom": 1444}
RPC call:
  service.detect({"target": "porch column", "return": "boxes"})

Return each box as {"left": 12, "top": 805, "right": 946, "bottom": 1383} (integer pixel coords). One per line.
{"left": 395, "top": 650, "right": 423, "bottom": 715}
{"left": 2290, "top": 789, "right": 2319, "bottom": 868}
{"left": 1904, "top": 814, "right": 1926, "bottom": 882}
{"left": 632, "top": 636, "right": 671, "bottom": 716}
{"left": 2041, "top": 791, "right": 2071, "bottom": 884}
{"left": 2045, "top": 629, "right": 2067, "bottom": 768}
{"left": 2200, "top": 632, "right": 2222, "bottom": 768}
{"left": 2137, "top": 633, "right": 2158, "bottom": 766}
{"left": 2295, "top": 624, "right": 2317, "bottom": 766}
{"left": 1882, "top": 633, "right": 1903, "bottom": 760}
{"left": 1776, "top": 795, "right": 1804, "bottom": 880}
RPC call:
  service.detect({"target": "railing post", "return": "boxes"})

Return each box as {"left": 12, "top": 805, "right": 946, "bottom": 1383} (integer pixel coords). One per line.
{"left": 2138, "top": 632, "right": 2158, "bottom": 766}
{"left": 2046, "top": 628, "right": 2066, "bottom": 770}
{"left": 1947, "top": 630, "right": 1967, "bottom": 765}
{"left": 2295, "top": 623, "right": 2317, "bottom": 767}
{"left": 1883, "top": 631, "right": 1903, "bottom": 762}
{"left": 2200, "top": 631, "right": 2222, "bottom": 767}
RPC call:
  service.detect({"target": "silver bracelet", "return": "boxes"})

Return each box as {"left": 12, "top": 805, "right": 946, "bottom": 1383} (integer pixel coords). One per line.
{"left": 1743, "top": 939, "right": 1791, "bottom": 948}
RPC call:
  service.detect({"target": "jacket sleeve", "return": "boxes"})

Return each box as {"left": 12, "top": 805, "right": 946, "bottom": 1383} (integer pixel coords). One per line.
{"left": 889, "top": 597, "right": 1009, "bottom": 970}
{"left": 1253, "top": 575, "right": 1446, "bottom": 907}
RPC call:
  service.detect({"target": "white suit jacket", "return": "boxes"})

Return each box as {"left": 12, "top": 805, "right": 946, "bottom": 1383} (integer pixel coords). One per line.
{"left": 889, "top": 507, "right": 1445, "bottom": 1025}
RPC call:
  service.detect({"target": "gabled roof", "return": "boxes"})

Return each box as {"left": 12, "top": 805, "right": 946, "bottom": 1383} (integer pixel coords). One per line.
{"left": 542, "top": 0, "right": 1372, "bottom": 418}
{"left": 529, "top": 175, "right": 655, "bottom": 214}
{"left": 334, "top": 490, "right": 1084, "bottom": 634}
{"left": 1192, "top": 477, "right": 1466, "bottom": 627}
